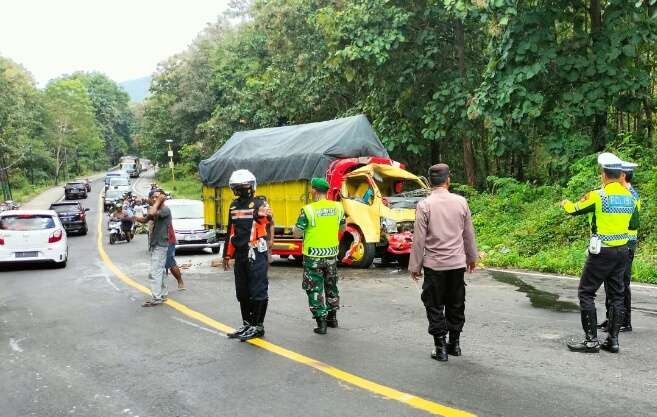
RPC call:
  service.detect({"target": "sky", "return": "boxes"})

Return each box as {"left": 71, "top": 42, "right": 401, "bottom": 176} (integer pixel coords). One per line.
{"left": 0, "top": 0, "right": 230, "bottom": 86}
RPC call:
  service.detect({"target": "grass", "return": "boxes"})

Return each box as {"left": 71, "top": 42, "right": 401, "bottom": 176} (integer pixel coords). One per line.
{"left": 155, "top": 167, "right": 202, "bottom": 200}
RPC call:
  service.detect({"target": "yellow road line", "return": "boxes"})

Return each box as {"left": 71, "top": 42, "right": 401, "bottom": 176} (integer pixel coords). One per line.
{"left": 95, "top": 197, "right": 477, "bottom": 417}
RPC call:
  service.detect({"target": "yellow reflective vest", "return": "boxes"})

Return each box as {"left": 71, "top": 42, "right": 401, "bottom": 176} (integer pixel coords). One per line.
{"left": 562, "top": 182, "right": 638, "bottom": 247}
{"left": 300, "top": 199, "right": 344, "bottom": 257}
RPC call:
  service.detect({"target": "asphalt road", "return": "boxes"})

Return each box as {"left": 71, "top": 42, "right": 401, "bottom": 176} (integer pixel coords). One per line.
{"left": 1, "top": 176, "right": 656, "bottom": 417}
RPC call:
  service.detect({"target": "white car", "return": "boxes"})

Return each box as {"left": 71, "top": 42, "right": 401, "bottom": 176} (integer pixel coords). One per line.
{"left": 109, "top": 176, "right": 131, "bottom": 194}
{"left": 167, "top": 199, "right": 220, "bottom": 253}
{"left": 0, "top": 210, "right": 68, "bottom": 267}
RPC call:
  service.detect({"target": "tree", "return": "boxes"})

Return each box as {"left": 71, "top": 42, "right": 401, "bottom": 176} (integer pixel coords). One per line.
{"left": 43, "top": 78, "right": 103, "bottom": 181}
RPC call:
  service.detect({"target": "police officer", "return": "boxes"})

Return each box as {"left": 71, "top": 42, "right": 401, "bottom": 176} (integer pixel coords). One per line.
{"left": 561, "top": 153, "right": 638, "bottom": 354}
{"left": 222, "top": 170, "right": 273, "bottom": 341}
{"left": 598, "top": 160, "right": 640, "bottom": 333}
{"left": 293, "top": 178, "right": 345, "bottom": 334}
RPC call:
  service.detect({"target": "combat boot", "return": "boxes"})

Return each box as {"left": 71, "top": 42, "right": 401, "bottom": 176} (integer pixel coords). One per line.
{"left": 568, "top": 309, "right": 600, "bottom": 353}
{"left": 326, "top": 311, "right": 338, "bottom": 328}
{"left": 431, "top": 335, "right": 448, "bottom": 362}
{"left": 240, "top": 300, "right": 267, "bottom": 342}
{"left": 447, "top": 331, "right": 462, "bottom": 356}
{"left": 228, "top": 301, "right": 251, "bottom": 339}
{"left": 314, "top": 317, "right": 328, "bottom": 334}
{"left": 601, "top": 308, "right": 622, "bottom": 353}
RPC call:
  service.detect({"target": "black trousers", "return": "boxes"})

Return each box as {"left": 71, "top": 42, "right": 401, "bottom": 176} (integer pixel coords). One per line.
{"left": 578, "top": 246, "right": 628, "bottom": 313}
{"left": 234, "top": 249, "right": 269, "bottom": 302}
{"left": 421, "top": 267, "right": 466, "bottom": 337}
{"left": 604, "top": 246, "right": 635, "bottom": 324}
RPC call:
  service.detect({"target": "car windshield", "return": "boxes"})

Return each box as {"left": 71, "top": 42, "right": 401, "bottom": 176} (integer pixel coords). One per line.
{"left": 67, "top": 182, "right": 85, "bottom": 187}
{"left": 168, "top": 203, "right": 203, "bottom": 219}
{"left": 0, "top": 215, "right": 56, "bottom": 230}
{"left": 51, "top": 204, "right": 79, "bottom": 213}
{"left": 105, "top": 191, "right": 124, "bottom": 199}
{"left": 110, "top": 178, "right": 129, "bottom": 186}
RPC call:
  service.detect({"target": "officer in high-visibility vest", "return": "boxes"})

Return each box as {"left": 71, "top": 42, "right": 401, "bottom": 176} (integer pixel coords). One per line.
{"left": 293, "top": 178, "right": 346, "bottom": 334}
{"left": 599, "top": 160, "right": 640, "bottom": 333}
{"left": 561, "top": 153, "right": 638, "bottom": 354}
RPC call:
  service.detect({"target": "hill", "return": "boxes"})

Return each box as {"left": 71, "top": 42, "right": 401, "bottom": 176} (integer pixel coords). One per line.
{"left": 119, "top": 76, "right": 151, "bottom": 102}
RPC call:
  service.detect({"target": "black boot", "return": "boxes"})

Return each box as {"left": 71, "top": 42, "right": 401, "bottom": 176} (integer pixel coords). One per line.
{"left": 601, "top": 307, "right": 623, "bottom": 353}
{"left": 447, "top": 331, "right": 462, "bottom": 356}
{"left": 228, "top": 301, "right": 251, "bottom": 339}
{"left": 240, "top": 300, "right": 267, "bottom": 342}
{"left": 431, "top": 335, "right": 448, "bottom": 362}
{"left": 620, "top": 309, "right": 632, "bottom": 332}
{"left": 314, "top": 317, "right": 328, "bottom": 334}
{"left": 326, "top": 310, "right": 338, "bottom": 328}
{"left": 568, "top": 309, "right": 599, "bottom": 353}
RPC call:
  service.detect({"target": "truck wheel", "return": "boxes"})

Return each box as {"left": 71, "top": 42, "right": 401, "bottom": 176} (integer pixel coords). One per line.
{"left": 211, "top": 247, "right": 220, "bottom": 254}
{"left": 339, "top": 228, "right": 375, "bottom": 269}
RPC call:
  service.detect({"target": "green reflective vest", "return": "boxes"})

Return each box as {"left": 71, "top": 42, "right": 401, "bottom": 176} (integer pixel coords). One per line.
{"left": 302, "top": 199, "right": 344, "bottom": 257}
{"left": 563, "top": 182, "right": 637, "bottom": 247}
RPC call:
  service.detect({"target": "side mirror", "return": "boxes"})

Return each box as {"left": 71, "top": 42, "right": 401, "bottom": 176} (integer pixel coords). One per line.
{"left": 85, "top": 208, "right": 90, "bottom": 212}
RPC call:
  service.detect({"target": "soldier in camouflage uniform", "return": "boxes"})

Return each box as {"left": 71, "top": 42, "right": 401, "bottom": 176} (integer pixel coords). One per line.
{"left": 293, "top": 178, "right": 346, "bottom": 334}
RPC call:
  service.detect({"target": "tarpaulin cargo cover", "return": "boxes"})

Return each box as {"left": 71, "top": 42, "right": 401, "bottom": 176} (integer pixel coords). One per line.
{"left": 198, "top": 115, "right": 389, "bottom": 187}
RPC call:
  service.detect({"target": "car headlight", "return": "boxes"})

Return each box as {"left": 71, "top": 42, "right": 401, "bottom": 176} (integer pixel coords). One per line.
{"left": 381, "top": 217, "right": 398, "bottom": 234}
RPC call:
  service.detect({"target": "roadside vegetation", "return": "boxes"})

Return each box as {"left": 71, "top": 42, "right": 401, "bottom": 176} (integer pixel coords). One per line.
{"left": 0, "top": 58, "right": 135, "bottom": 202}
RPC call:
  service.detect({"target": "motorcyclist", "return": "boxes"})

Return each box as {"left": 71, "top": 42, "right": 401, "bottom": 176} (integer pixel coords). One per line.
{"left": 110, "top": 203, "right": 134, "bottom": 241}
{"left": 223, "top": 169, "right": 273, "bottom": 342}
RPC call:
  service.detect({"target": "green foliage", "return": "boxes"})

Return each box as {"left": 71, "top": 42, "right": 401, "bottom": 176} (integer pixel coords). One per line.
{"left": 0, "top": 56, "right": 135, "bottom": 195}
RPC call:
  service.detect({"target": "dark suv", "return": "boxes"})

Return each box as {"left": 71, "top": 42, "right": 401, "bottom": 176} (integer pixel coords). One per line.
{"left": 49, "top": 201, "right": 90, "bottom": 235}
{"left": 64, "top": 182, "right": 88, "bottom": 200}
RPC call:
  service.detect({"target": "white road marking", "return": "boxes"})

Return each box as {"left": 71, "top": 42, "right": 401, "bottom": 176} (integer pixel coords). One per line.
{"left": 104, "top": 275, "right": 121, "bottom": 292}
{"left": 9, "top": 338, "right": 24, "bottom": 353}
{"left": 171, "top": 316, "right": 226, "bottom": 336}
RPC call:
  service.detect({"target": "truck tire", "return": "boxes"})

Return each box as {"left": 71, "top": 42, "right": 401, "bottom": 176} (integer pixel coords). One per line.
{"left": 211, "top": 247, "right": 220, "bottom": 254}
{"left": 339, "top": 228, "right": 375, "bottom": 269}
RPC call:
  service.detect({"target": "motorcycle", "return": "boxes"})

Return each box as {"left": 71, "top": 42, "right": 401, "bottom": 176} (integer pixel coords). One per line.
{"left": 0, "top": 200, "right": 20, "bottom": 212}
{"left": 108, "top": 218, "right": 134, "bottom": 245}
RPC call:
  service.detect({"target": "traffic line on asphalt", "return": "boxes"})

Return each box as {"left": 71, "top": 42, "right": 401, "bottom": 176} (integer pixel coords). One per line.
{"left": 95, "top": 196, "right": 477, "bottom": 417}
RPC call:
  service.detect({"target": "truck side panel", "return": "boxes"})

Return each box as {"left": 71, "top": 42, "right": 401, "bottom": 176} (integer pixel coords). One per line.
{"left": 203, "top": 180, "right": 310, "bottom": 233}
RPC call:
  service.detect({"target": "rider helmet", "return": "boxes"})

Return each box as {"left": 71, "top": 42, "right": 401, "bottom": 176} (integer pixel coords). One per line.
{"left": 229, "top": 170, "right": 257, "bottom": 195}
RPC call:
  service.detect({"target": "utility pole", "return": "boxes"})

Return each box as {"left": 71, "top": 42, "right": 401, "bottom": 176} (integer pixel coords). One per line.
{"left": 166, "top": 139, "right": 176, "bottom": 191}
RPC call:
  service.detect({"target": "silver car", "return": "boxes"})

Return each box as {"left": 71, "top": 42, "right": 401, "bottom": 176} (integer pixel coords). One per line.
{"left": 167, "top": 199, "right": 220, "bottom": 253}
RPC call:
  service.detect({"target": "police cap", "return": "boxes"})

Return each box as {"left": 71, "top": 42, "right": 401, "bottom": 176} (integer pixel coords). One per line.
{"left": 597, "top": 152, "right": 623, "bottom": 170}
{"left": 621, "top": 160, "right": 638, "bottom": 172}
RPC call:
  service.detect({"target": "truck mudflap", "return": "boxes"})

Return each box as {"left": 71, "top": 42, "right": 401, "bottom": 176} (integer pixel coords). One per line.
{"left": 386, "top": 231, "right": 413, "bottom": 255}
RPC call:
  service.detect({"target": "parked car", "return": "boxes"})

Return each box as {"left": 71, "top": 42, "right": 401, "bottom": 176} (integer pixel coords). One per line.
{"left": 49, "top": 201, "right": 90, "bottom": 235}
{"left": 103, "top": 189, "right": 126, "bottom": 211}
{"left": 64, "top": 181, "right": 88, "bottom": 200}
{"left": 108, "top": 177, "right": 131, "bottom": 195}
{"left": 0, "top": 210, "right": 68, "bottom": 267}
{"left": 167, "top": 199, "right": 220, "bottom": 253}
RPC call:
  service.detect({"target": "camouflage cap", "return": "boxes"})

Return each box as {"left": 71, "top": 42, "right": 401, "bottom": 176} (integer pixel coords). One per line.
{"left": 311, "top": 177, "right": 329, "bottom": 192}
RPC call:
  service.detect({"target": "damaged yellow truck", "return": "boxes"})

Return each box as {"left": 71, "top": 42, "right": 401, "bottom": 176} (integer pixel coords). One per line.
{"left": 199, "top": 115, "right": 429, "bottom": 268}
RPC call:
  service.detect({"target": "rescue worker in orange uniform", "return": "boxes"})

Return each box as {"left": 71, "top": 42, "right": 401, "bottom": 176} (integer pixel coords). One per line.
{"left": 222, "top": 169, "right": 273, "bottom": 341}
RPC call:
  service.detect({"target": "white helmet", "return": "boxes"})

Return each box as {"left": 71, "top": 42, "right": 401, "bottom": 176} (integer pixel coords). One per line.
{"left": 228, "top": 169, "right": 257, "bottom": 191}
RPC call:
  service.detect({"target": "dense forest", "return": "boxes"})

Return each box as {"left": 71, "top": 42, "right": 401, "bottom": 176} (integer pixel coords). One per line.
{"left": 0, "top": 58, "right": 134, "bottom": 200}
{"left": 137, "top": 0, "right": 656, "bottom": 280}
